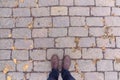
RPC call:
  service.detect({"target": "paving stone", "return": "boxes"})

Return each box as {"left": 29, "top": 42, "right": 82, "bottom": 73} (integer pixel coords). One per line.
{"left": 17, "top": 61, "right": 33, "bottom": 72}
{"left": 0, "top": 61, "right": 16, "bottom": 71}
{"left": 112, "top": 7, "right": 120, "bottom": 16}
{"left": 39, "top": 0, "right": 58, "bottom": 6}
{"left": 105, "top": 17, "right": 120, "bottom": 26}
{"left": 13, "top": 8, "right": 30, "bottom": 17}
{"left": 48, "top": 28, "right": 67, "bottom": 37}
{"left": 32, "top": 29, "right": 47, "bottom": 37}
{"left": 47, "top": 49, "right": 64, "bottom": 60}
{"left": 69, "top": 7, "right": 90, "bottom": 16}
{"left": 82, "top": 48, "right": 103, "bottom": 59}
{"left": 0, "top": 39, "right": 13, "bottom": 49}
{"left": 0, "top": 18, "right": 15, "bottom": 28}
{"left": 79, "top": 37, "right": 95, "bottom": 47}
{"left": 12, "top": 28, "right": 31, "bottom": 38}
{"left": 16, "top": 18, "right": 33, "bottom": 27}
{"left": 30, "top": 50, "right": 46, "bottom": 60}
{"left": 89, "top": 27, "right": 104, "bottom": 36}
{"left": 0, "top": 0, "right": 18, "bottom": 7}
{"left": 53, "top": 17, "right": 69, "bottom": 27}
{"left": 8, "top": 72, "right": 24, "bottom": 80}
{"left": 0, "top": 50, "right": 11, "bottom": 60}
{"left": 28, "top": 73, "right": 48, "bottom": 80}
{"left": 60, "top": 0, "right": 73, "bottom": 6}
{"left": 77, "top": 60, "right": 96, "bottom": 71}
{"left": 75, "top": 0, "right": 94, "bottom": 6}
{"left": 105, "top": 72, "right": 118, "bottom": 80}
{"left": 51, "top": 7, "right": 68, "bottom": 15}
{"left": 0, "top": 72, "right": 5, "bottom": 80}
{"left": 85, "top": 72, "right": 104, "bottom": 80}
{"left": 0, "top": 8, "right": 12, "bottom": 17}
{"left": 0, "top": 29, "right": 11, "bottom": 38}
{"left": 116, "top": 37, "right": 120, "bottom": 48}
{"left": 86, "top": 17, "right": 103, "bottom": 26}
{"left": 114, "top": 61, "right": 120, "bottom": 71}
{"left": 97, "top": 60, "right": 113, "bottom": 71}
{"left": 70, "top": 17, "right": 85, "bottom": 26}
{"left": 55, "top": 37, "right": 76, "bottom": 48}
{"left": 104, "top": 49, "right": 120, "bottom": 59}
{"left": 96, "top": 0, "right": 115, "bottom": 6}
{"left": 15, "top": 39, "right": 33, "bottom": 49}
{"left": 91, "top": 7, "right": 110, "bottom": 16}
{"left": 65, "top": 49, "right": 81, "bottom": 59}
{"left": 97, "top": 38, "right": 115, "bottom": 47}
{"left": 34, "top": 61, "right": 51, "bottom": 72}
{"left": 19, "top": 0, "right": 36, "bottom": 7}
{"left": 34, "top": 38, "right": 54, "bottom": 48}
{"left": 34, "top": 17, "right": 52, "bottom": 27}
{"left": 32, "top": 8, "right": 50, "bottom": 17}
{"left": 69, "top": 27, "right": 88, "bottom": 36}
{"left": 12, "top": 50, "right": 29, "bottom": 60}
{"left": 71, "top": 72, "right": 83, "bottom": 80}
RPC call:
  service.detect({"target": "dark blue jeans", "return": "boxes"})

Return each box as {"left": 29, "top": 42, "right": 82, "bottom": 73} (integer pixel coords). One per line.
{"left": 47, "top": 68, "right": 75, "bottom": 80}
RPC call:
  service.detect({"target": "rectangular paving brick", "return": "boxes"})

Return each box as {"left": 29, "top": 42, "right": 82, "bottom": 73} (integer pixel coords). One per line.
{"left": 89, "top": 27, "right": 104, "bottom": 36}
{"left": 95, "top": 0, "right": 115, "bottom": 6}
{"left": 91, "top": 7, "right": 110, "bottom": 16}
{"left": 34, "top": 17, "right": 52, "bottom": 27}
{"left": 55, "top": 37, "right": 76, "bottom": 48}
{"left": 82, "top": 48, "right": 103, "bottom": 59}
{"left": 53, "top": 17, "right": 69, "bottom": 27}
{"left": 0, "top": 73, "right": 5, "bottom": 80}
{"left": 12, "top": 50, "right": 29, "bottom": 60}
{"left": 65, "top": 49, "right": 81, "bottom": 59}
{"left": 32, "top": 8, "right": 50, "bottom": 17}
{"left": 48, "top": 28, "right": 67, "bottom": 37}
{"left": 0, "top": 50, "right": 11, "bottom": 60}
{"left": 51, "top": 7, "right": 68, "bottom": 15}
{"left": 112, "top": 7, "right": 120, "bottom": 16}
{"left": 60, "top": 0, "right": 73, "bottom": 6}
{"left": 15, "top": 39, "right": 33, "bottom": 49}
{"left": 39, "top": 0, "right": 58, "bottom": 6}
{"left": 97, "top": 60, "right": 113, "bottom": 71}
{"left": 79, "top": 37, "right": 95, "bottom": 47}
{"left": 13, "top": 8, "right": 30, "bottom": 17}
{"left": 86, "top": 17, "right": 103, "bottom": 26}
{"left": 8, "top": 72, "right": 24, "bottom": 80}
{"left": 78, "top": 60, "right": 96, "bottom": 71}
{"left": 114, "top": 61, "right": 120, "bottom": 71}
{"left": 34, "top": 38, "right": 54, "bottom": 48}
{"left": 105, "top": 17, "right": 120, "bottom": 26}
{"left": 105, "top": 72, "right": 118, "bottom": 80}
{"left": 97, "top": 38, "right": 115, "bottom": 47}
{"left": 0, "top": 0, "right": 18, "bottom": 7}
{"left": 85, "top": 72, "right": 104, "bottom": 80}
{"left": 17, "top": 61, "right": 33, "bottom": 72}
{"left": 69, "top": 27, "right": 88, "bottom": 36}
{"left": 75, "top": 0, "right": 94, "bottom": 6}
{"left": 69, "top": 7, "right": 90, "bottom": 16}
{"left": 30, "top": 50, "right": 46, "bottom": 60}
{"left": 0, "top": 18, "right": 15, "bottom": 28}
{"left": 116, "top": 37, "right": 120, "bottom": 48}
{"left": 70, "top": 17, "right": 85, "bottom": 26}
{"left": 16, "top": 18, "right": 33, "bottom": 27}
{"left": 47, "top": 49, "right": 64, "bottom": 60}
{"left": 19, "top": 0, "right": 36, "bottom": 7}
{"left": 32, "top": 29, "right": 47, "bottom": 38}
{"left": 0, "top": 8, "right": 12, "bottom": 17}
{"left": 0, "top": 29, "right": 11, "bottom": 38}
{"left": 0, "top": 39, "right": 13, "bottom": 49}
{"left": 12, "top": 28, "right": 31, "bottom": 38}
{"left": 34, "top": 61, "right": 51, "bottom": 72}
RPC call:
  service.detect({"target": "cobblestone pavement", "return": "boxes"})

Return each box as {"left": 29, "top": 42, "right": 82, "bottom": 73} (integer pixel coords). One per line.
{"left": 1, "top": 0, "right": 120, "bottom": 80}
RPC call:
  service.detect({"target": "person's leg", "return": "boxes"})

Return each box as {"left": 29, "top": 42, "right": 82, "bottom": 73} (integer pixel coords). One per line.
{"left": 61, "top": 55, "right": 75, "bottom": 80}
{"left": 47, "top": 55, "right": 59, "bottom": 80}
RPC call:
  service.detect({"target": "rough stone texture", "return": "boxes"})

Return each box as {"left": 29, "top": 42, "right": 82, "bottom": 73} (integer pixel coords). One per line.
{"left": 0, "top": 0, "right": 120, "bottom": 80}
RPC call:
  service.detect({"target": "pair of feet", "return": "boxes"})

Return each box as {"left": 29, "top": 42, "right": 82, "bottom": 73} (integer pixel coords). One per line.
{"left": 51, "top": 55, "right": 71, "bottom": 70}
